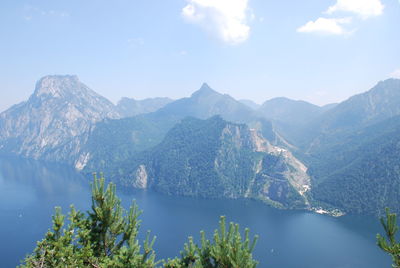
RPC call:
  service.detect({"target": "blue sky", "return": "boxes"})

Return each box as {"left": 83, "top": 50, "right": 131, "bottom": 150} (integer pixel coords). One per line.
{"left": 0, "top": 0, "right": 399, "bottom": 112}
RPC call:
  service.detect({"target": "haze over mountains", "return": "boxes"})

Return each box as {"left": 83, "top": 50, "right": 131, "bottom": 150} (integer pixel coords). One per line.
{"left": 116, "top": 97, "right": 174, "bottom": 118}
{"left": 1, "top": 75, "right": 399, "bottom": 216}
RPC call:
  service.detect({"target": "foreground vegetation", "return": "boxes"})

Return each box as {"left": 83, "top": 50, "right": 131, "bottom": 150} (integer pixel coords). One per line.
{"left": 20, "top": 174, "right": 258, "bottom": 267}
{"left": 20, "top": 173, "right": 400, "bottom": 267}
{"left": 377, "top": 208, "right": 400, "bottom": 268}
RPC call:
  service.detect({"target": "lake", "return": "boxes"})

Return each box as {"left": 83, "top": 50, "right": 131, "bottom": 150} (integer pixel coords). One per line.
{"left": 0, "top": 156, "right": 391, "bottom": 267}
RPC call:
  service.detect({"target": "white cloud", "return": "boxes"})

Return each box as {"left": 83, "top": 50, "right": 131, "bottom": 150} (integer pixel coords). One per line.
{"left": 182, "top": 0, "right": 251, "bottom": 44}
{"left": 326, "top": 0, "right": 384, "bottom": 19}
{"left": 390, "top": 69, "right": 400, "bottom": 79}
{"left": 297, "top": 17, "right": 352, "bottom": 35}
{"left": 23, "top": 5, "right": 70, "bottom": 20}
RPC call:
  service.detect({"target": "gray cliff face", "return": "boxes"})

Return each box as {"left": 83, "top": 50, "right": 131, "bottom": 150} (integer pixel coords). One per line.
{"left": 248, "top": 130, "right": 310, "bottom": 208}
{"left": 132, "top": 165, "right": 148, "bottom": 189}
{"left": 0, "top": 75, "right": 120, "bottom": 165}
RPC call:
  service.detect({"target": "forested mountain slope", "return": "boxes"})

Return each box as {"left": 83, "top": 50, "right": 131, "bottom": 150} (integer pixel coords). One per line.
{"left": 82, "top": 83, "right": 282, "bottom": 172}
{"left": 309, "top": 115, "right": 400, "bottom": 215}
{"left": 110, "top": 116, "right": 310, "bottom": 209}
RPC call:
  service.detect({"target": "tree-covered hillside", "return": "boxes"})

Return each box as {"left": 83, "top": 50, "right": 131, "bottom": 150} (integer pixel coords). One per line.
{"left": 81, "top": 113, "right": 181, "bottom": 173}
{"left": 251, "top": 79, "right": 400, "bottom": 216}
{"left": 309, "top": 116, "right": 400, "bottom": 215}
{"left": 108, "top": 116, "right": 309, "bottom": 209}
{"left": 82, "top": 83, "right": 281, "bottom": 175}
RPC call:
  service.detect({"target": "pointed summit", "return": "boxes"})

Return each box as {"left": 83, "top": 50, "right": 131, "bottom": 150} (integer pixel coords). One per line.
{"left": 191, "top": 82, "right": 219, "bottom": 98}
{"left": 200, "top": 82, "right": 211, "bottom": 90}
{"left": 155, "top": 82, "right": 258, "bottom": 124}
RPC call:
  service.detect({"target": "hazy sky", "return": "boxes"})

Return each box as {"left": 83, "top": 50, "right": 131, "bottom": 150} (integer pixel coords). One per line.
{"left": 1, "top": 0, "right": 399, "bottom": 112}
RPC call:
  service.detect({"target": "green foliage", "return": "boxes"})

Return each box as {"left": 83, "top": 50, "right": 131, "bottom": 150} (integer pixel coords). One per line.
{"left": 164, "top": 216, "right": 258, "bottom": 268}
{"left": 20, "top": 173, "right": 157, "bottom": 268}
{"left": 272, "top": 79, "right": 400, "bottom": 216}
{"left": 308, "top": 115, "right": 400, "bottom": 216}
{"left": 83, "top": 113, "right": 180, "bottom": 174}
{"left": 110, "top": 116, "right": 305, "bottom": 209}
{"left": 20, "top": 174, "right": 260, "bottom": 268}
{"left": 377, "top": 208, "right": 400, "bottom": 268}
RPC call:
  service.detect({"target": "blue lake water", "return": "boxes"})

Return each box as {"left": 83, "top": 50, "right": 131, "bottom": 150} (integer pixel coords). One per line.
{"left": 0, "top": 156, "right": 392, "bottom": 267}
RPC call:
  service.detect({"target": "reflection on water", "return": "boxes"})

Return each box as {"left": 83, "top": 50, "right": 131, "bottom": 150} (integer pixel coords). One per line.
{"left": 0, "top": 156, "right": 89, "bottom": 198}
{"left": 0, "top": 156, "right": 392, "bottom": 268}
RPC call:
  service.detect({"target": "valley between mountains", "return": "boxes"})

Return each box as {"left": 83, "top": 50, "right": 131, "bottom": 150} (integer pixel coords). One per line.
{"left": 1, "top": 75, "right": 400, "bottom": 216}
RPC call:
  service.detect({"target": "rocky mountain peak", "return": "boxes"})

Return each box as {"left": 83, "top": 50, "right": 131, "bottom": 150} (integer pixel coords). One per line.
{"left": 0, "top": 75, "right": 120, "bottom": 166}
{"left": 376, "top": 78, "right": 400, "bottom": 87}
{"left": 33, "top": 75, "right": 82, "bottom": 98}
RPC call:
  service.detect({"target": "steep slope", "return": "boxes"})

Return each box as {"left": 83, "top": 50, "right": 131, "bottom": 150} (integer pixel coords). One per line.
{"left": 155, "top": 83, "right": 283, "bottom": 143}
{"left": 309, "top": 115, "right": 400, "bottom": 215}
{"left": 111, "top": 116, "right": 310, "bottom": 209}
{"left": 256, "top": 97, "right": 326, "bottom": 147}
{"left": 0, "top": 75, "right": 119, "bottom": 166}
{"left": 80, "top": 112, "right": 181, "bottom": 172}
{"left": 82, "top": 83, "right": 282, "bottom": 172}
{"left": 294, "top": 79, "right": 400, "bottom": 215}
{"left": 155, "top": 83, "right": 258, "bottom": 123}
{"left": 302, "top": 79, "right": 400, "bottom": 152}
{"left": 239, "top": 99, "right": 261, "bottom": 110}
{"left": 116, "top": 97, "right": 173, "bottom": 117}
{"left": 320, "top": 103, "right": 338, "bottom": 112}
{"left": 258, "top": 97, "right": 323, "bottom": 126}
{"left": 318, "top": 79, "right": 400, "bottom": 130}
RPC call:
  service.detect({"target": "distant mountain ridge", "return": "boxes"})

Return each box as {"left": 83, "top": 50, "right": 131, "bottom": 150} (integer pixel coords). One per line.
{"left": 299, "top": 78, "right": 400, "bottom": 215}
{"left": 239, "top": 99, "right": 261, "bottom": 110}
{"left": 81, "top": 82, "right": 281, "bottom": 173}
{"left": 320, "top": 79, "right": 400, "bottom": 130}
{"left": 255, "top": 97, "right": 335, "bottom": 148}
{"left": 116, "top": 97, "right": 173, "bottom": 117}
{"left": 295, "top": 79, "right": 400, "bottom": 153}
{"left": 156, "top": 83, "right": 257, "bottom": 123}
{"left": 258, "top": 97, "right": 323, "bottom": 125}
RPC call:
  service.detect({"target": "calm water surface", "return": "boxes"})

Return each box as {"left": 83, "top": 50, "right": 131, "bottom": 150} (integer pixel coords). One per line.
{"left": 0, "top": 156, "right": 391, "bottom": 268}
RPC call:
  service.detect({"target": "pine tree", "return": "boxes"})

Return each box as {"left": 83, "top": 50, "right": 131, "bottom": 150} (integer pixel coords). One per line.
{"left": 164, "top": 216, "right": 258, "bottom": 268}
{"left": 20, "top": 173, "right": 259, "bottom": 267}
{"left": 377, "top": 208, "right": 400, "bottom": 268}
{"left": 20, "top": 173, "right": 157, "bottom": 268}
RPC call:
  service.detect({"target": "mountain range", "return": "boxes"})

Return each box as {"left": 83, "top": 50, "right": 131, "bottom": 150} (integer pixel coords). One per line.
{"left": 1, "top": 75, "right": 399, "bottom": 216}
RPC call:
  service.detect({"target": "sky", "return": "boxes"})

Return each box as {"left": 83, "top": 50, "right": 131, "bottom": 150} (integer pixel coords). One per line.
{"left": 0, "top": 0, "right": 399, "bottom": 112}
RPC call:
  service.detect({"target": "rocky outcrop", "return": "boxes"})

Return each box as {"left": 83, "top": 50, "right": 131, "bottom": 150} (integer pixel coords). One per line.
{"left": 248, "top": 129, "right": 310, "bottom": 206}
{"left": 132, "top": 165, "right": 148, "bottom": 189}
{"left": 0, "top": 75, "right": 120, "bottom": 166}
